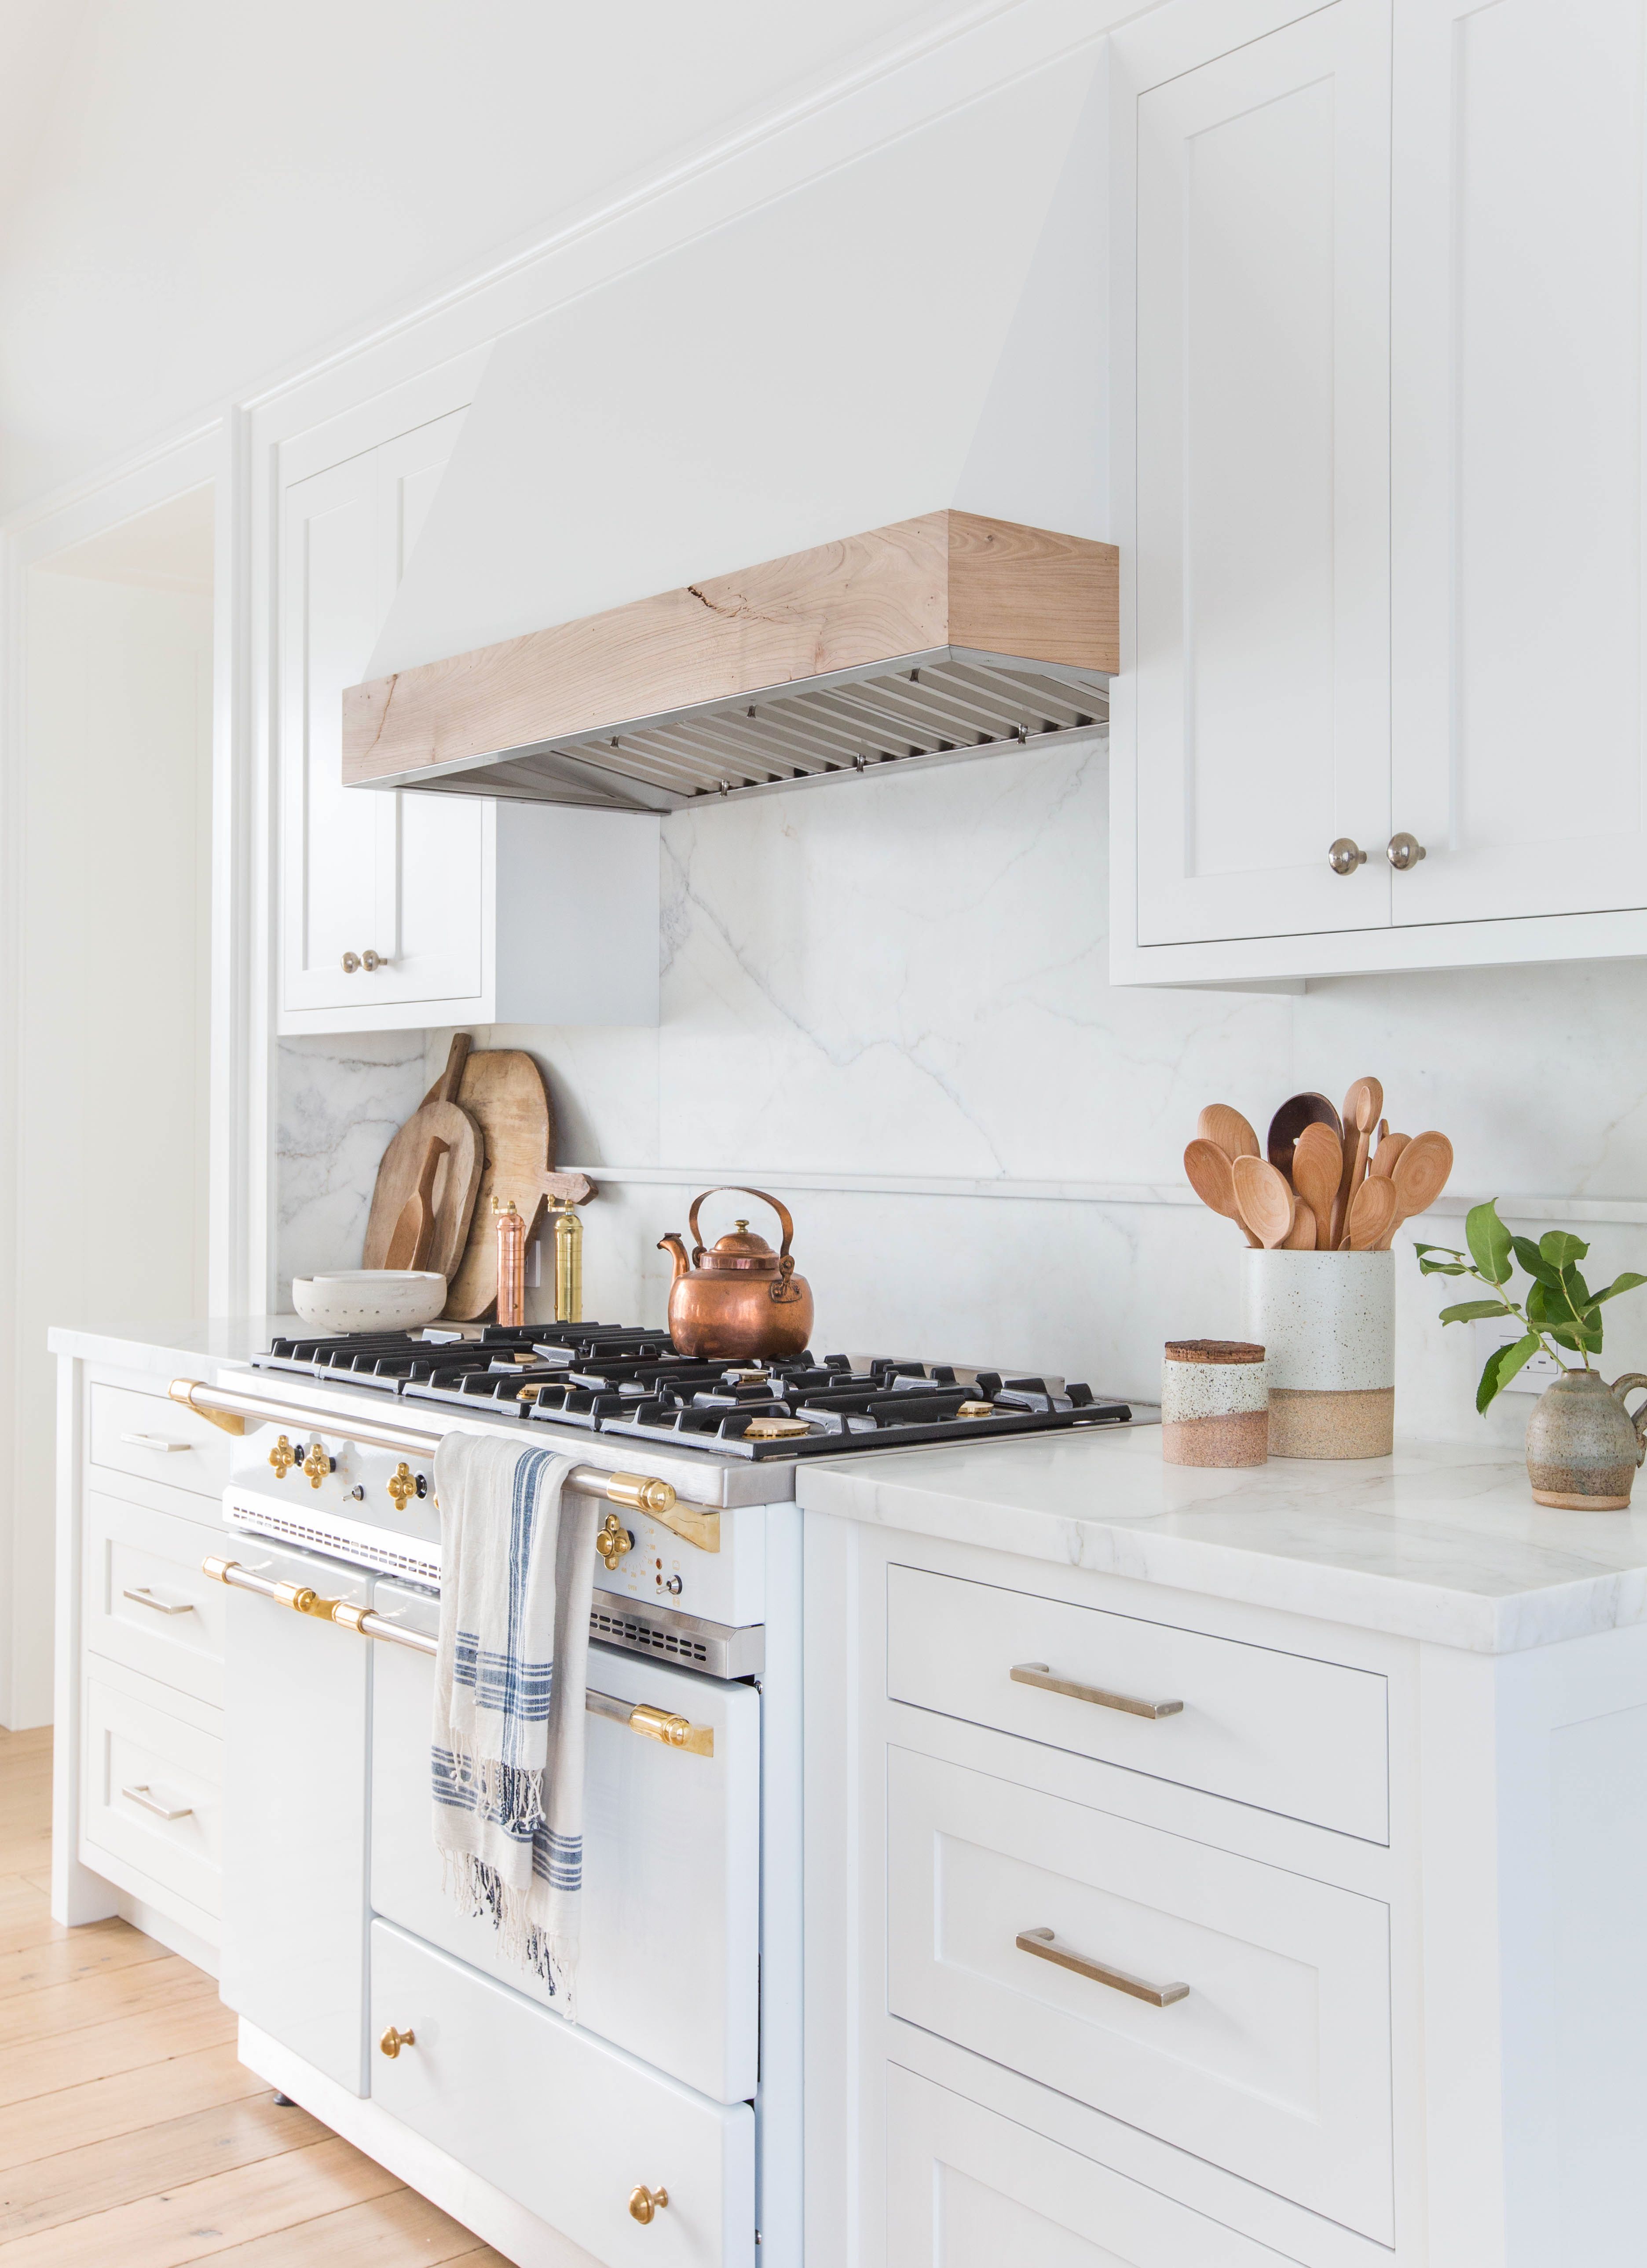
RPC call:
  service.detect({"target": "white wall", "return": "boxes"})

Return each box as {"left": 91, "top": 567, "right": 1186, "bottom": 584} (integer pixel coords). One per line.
{"left": 280, "top": 733, "right": 1647, "bottom": 1456}
{"left": 8, "top": 499, "right": 213, "bottom": 1723}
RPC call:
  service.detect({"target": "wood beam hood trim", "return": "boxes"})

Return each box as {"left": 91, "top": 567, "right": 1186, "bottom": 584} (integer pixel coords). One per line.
{"left": 341, "top": 511, "right": 1118, "bottom": 811}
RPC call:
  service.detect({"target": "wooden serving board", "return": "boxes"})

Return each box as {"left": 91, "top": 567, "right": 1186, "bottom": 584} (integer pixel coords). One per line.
{"left": 421, "top": 1048, "right": 595, "bottom": 1319}
{"left": 362, "top": 1035, "right": 483, "bottom": 1284}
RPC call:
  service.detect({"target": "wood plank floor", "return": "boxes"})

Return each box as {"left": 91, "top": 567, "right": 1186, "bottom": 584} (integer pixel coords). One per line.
{"left": 0, "top": 1724, "right": 507, "bottom": 2266}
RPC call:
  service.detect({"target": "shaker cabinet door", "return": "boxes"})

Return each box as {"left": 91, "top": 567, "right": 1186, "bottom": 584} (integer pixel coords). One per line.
{"left": 1391, "top": 0, "right": 1647, "bottom": 926}
{"left": 1130, "top": 0, "right": 1392, "bottom": 947}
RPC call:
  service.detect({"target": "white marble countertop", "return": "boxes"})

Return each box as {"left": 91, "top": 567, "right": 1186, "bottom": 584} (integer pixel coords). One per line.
{"left": 47, "top": 1318, "right": 294, "bottom": 1377}
{"left": 795, "top": 1426, "right": 1647, "bottom": 1654}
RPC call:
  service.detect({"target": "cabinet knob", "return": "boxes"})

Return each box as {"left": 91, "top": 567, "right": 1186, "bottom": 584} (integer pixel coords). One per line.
{"left": 378, "top": 2026, "right": 415, "bottom": 2059}
{"left": 1327, "top": 838, "right": 1367, "bottom": 877}
{"left": 340, "top": 952, "right": 360, "bottom": 974}
{"left": 362, "top": 950, "right": 390, "bottom": 972}
{"left": 628, "top": 2186, "right": 670, "bottom": 2225}
{"left": 1387, "top": 832, "right": 1427, "bottom": 872}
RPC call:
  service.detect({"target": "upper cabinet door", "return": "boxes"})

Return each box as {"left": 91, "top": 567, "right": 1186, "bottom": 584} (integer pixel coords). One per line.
{"left": 1391, "top": 0, "right": 1647, "bottom": 925}
{"left": 367, "top": 413, "right": 485, "bottom": 1010}
{"left": 281, "top": 453, "right": 382, "bottom": 1015}
{"left": 1127, "top": 0, "right": 1393, "bottom": 948}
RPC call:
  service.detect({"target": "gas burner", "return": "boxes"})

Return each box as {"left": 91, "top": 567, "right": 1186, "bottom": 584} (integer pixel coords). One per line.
{"left": 253, "top": 1328, "right": 1136, "bottom": 1457}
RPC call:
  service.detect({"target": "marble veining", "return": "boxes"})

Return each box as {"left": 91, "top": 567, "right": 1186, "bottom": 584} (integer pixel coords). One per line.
{"left": 797, "top": 1429, "right": 1647, "bottom": 1653}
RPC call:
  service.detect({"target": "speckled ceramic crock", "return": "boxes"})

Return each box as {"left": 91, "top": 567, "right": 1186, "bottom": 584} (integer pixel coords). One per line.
{"left": 1161, "top": 1340, "right": 1269, "bottom": 1467}
{"left": 1524, "top": 1370, "right": 1647, "bottom": 1509}
{"left": 1241, "top": 1249, "right": 1394, "bottom": 1459}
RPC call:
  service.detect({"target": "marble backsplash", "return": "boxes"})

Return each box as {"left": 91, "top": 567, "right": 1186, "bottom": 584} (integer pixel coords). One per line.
{"left": 276, "top": 739, "right": 1647, "bottom": 1447}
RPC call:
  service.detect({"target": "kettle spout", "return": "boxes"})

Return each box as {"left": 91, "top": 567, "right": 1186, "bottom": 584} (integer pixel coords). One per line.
{"left": 656, "top": 1231, "right": 691, "bottom": 1283}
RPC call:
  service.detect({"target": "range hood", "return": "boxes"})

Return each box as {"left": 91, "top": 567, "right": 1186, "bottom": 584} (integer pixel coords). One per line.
{"left": 342, "top": 510, "right": 1116, "bottom": 812}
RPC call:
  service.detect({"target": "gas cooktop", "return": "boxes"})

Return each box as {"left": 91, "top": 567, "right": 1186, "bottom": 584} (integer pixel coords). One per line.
{"left": 255, "top": 1323, "right": 1142, "bottom": 1461}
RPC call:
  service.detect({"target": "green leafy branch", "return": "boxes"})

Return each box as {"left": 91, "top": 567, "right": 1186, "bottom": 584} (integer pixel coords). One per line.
{"left": 1415, "top": 1199, "right": 1647, "bottom": 1413}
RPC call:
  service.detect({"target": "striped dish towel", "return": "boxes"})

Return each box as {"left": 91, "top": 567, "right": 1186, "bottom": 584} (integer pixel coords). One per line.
{"left": 430, "top": 1431, "right": 598, "bottom": 2010}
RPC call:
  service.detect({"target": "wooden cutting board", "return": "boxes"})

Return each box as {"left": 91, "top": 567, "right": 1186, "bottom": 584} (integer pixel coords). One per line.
{"left": 421, "top": 1047, "right": 595, "bottom": 1319}
{"left": 362, "top": 1036, "right": 483, "bottom": 1282}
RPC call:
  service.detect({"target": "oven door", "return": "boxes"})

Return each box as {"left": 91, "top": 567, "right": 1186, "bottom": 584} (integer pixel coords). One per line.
{"left": 369, "top": 1578, "right": 761, "bottom": 2105}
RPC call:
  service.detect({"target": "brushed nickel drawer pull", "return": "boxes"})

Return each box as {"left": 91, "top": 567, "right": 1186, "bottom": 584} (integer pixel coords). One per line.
{"left": 1010, "top": 1662, "right": 1183, "bottom": 1720}
{"left": 121, "top": 1782, "right": 193, "bottom": 1822}
{"left": 122, "top": 1585, "right": 195, "bottom": 1617}
{"left": 119, "top": 1432, "right": 192, "bottom": 1452}
{"left": 1017, "top": 1926, "right": 1189, "bottom": 2007}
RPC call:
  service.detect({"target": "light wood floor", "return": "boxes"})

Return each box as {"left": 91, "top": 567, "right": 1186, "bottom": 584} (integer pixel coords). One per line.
{"left": 0, "top": 1723, "right": 506, "bottom": 2265}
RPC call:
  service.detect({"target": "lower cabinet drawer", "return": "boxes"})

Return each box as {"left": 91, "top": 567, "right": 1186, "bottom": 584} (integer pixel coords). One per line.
{"left": 887, "top": 1747, "right": 1393, "bottom": 2245}
{"left": 370, "top": 1921, "right": 754, "bottom": 2268}
{"left": 81, "top": 1673, "right": 223, "bottom": 1917}
{"left": 84, "top": 1491, "right": 227, "bottom": 1706}
{"left": 89, "top": 1380, "right": 232, "bottom": 1503}
{"left": 886, "top": 2065, "right": 1291, "bottom": 2267}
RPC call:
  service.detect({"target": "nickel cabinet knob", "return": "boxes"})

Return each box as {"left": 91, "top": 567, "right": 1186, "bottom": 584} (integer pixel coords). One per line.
{"left": 1387, "top": 832, "right": 1427, "bottom": 871}
{"left": 340, "top": 951, "right": 360, "bottom": 973}
{"left": 362, "top": 949, "right": 389, "bottom": 971}
{"left": 629, "top": 2185, "right": 670, "bottom": 2224}
{"left": 1327, "top": 838, "right": 1368, "bottom": 877}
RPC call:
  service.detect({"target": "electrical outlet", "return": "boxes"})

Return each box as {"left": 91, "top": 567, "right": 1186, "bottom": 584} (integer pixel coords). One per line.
{"left": 1473, "top": 1316, "right": 1562, "bottom": 1394}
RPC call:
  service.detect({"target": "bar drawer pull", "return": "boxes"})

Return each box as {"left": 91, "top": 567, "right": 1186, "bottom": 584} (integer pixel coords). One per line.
{"left": 122, "top": 1585, "right": 195, "bottom": 1617}
{"left": 122, "top": 1783, "right": 194, "bottom": 1822}
{"left": 1010, "top": 1662, "right": 1183, "bottom": 1720}
{"left": 1016, "top": 1926, "right": 1189, "bottom": 2007}
{"left": 119, "top": 1432, "right": 192, "bottom": 1453}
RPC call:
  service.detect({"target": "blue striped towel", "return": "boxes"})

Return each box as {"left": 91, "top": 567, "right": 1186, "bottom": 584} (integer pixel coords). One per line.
{"left": 430, "top": 1432, "right": 597, "bottom": 2009}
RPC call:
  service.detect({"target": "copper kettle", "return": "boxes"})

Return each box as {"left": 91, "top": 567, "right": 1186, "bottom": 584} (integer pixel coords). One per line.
{"left": 658, "top": 1187, "right": 814, "bottom": 1361}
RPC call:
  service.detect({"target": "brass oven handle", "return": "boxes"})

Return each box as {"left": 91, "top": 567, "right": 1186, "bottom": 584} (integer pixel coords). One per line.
{"left": 1010, "top": 1662, "right": 1183, "bottom": 1721}
{"left": 1016, "top": 1927, "right": 1189, "bottom": 2008}
{"left": 122, "top": 1782, "right": 193, "bottom": 1822}
{"left": 122, "top": 1585, "right": 195, "bottom": 1617}
{"left": 204, "top": 1561, "right": 714, "bottom": 1756}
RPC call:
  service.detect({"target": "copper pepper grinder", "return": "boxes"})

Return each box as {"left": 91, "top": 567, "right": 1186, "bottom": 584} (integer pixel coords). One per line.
{"left": 493, "top": 1196, "right": 525, "bottom": 1326}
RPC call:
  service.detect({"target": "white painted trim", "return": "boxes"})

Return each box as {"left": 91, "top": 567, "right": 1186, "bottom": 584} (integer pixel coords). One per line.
{"left": 238, "top": 2019, "right": 604, "bottom": 2268}
{"left": 567, "top": 1165, "right": 1647, "bottom": 1228}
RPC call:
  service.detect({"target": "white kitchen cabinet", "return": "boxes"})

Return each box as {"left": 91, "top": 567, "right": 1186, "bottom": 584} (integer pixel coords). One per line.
{"left": 1111, "top": 0, "right": 1647, "bottom": 984}
{"left": 279, "top": 406, "right": 658, "bottom": 1034}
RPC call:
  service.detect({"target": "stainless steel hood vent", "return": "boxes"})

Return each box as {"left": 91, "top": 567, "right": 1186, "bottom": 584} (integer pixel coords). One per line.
{"left": 342, "top": 512, "right": 1117, "bottom": 814}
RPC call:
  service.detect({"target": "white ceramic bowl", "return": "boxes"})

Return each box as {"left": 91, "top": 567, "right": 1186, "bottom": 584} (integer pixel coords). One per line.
{"left": 291, "top": 1270, "right": 447, "bottom": 1333}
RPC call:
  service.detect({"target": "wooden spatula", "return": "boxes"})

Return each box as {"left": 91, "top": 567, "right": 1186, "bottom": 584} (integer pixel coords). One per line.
{"left": 1197, "top": 1104, "right": 1261, "bottom": 1161}
{"left": 1371, "top": 1129, "right": 1410, "bottom": 1179}
{"left": 1379, "top": 1131, "right": 1453, "bottom": 1248}
{"left": 1233, "top": 1154, "right": 1296, "bottom": 1249}
{"left": 1346, "top": 1176, "right": 1398, "bottom": 1250}
{"left": 385, "top": 1137, "right": 448, "bottom": 1271}
{"left": 1291, "top": 1122, "right": 1343, "bottom": 1253}
{"left": 1185, "top": 1139, "right": 1259, "bottom": 1245}
{"left": 1284, "top": 1196, "right": 1317, "bottom": 1249}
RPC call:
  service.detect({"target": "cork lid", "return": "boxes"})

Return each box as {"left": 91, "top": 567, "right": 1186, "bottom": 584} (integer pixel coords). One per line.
{"left": 1164, "top": 1339, "right": 1265, "bottom": 1364}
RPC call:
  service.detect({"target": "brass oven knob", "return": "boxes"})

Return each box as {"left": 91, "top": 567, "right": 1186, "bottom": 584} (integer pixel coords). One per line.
{"left": 379, "top": 2026, "right": 415, "bottom": 2059}
{"left": 628, "top": 2185, "right": 669, "bottom": 2225}
{"left": 387, "top": 1463, "right": 417, "bottom": 1512}
{"left": 597, "top": 1512, "right": 634, "bottom": 1571}
{"left": 301, "top": 1442, "right": 334, "bottom": 1489}
{"left": 268, "top": 1435, "right": 296, "bottom": 1479}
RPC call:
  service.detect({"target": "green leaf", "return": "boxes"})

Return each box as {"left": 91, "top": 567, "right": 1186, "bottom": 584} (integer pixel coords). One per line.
{"left": 1594, "top": 1272, "right": 1647, "bottom": 1307}
{"left": 1526, "top": 1281, "right": 1555, "bottom": 1329}
{"left": 1541, "top": 1229, "right": 1590, "bottom": 1268}
{"left": 1418, "top": 1258, "right": 1469, "bottom": 1276}
{"left": 1562, "top": 1267, "right": 1592, "bottom": 1308}
{"left": 1467, "top": 1203, "right": 1514, "bottom": 1285}
{"left": 1512, "top": 1235, "right": 1562, "bottom": 1288}
{"left": 1439, "top": 1299, "right": 1516, "bottom": 1324}
{"left": 1488, "top": 1334, "right": 1542, "bottom": 1402}
{"left": 1549, "top": 1326, "right": 1586, "bottom": 1353}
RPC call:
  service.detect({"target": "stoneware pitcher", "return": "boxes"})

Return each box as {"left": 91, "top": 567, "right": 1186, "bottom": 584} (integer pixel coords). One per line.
{"left": 1525, "top": 1370, "right": 1647, "bottom": 1509}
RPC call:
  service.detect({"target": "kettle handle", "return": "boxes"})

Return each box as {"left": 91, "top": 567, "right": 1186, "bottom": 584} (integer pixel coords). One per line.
{"left": 1611, "top": 1374, "right": 1647, "bottom": 1465}
{"left": 688, "top": 1186, "right": 794, "bottom": 1266}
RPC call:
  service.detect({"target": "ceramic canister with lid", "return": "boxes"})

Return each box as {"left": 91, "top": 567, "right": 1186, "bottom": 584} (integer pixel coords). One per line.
{"left": 1241, "top": 1249, "right": 1394, "bottom": 1458}
{"left": 1161, "top": 1340, "right": 1269, "bottom": 1466}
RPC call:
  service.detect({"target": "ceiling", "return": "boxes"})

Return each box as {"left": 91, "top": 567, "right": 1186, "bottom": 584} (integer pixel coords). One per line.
{"left": 0, "top": 0, "right": 986, "bottom": 515}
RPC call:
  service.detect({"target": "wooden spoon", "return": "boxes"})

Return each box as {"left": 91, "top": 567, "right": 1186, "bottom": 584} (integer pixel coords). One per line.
{"left": 385, "top": 1137, "right": 448, "bottom": 1271}
{"left": 1266, "top": 1092, "right": 1343, "bottom": 1181}
{"left": 1371, "top": 1129, "right": 1410, "bottom": 1180}
{"left": 1333, "top": 1075, "right": 1383, "bottom": 1241}
{"left": 1284, "top": 1196, "right": 1317, "bottom": 1250}
{"left": 1233, "top": 1154, "right": 1296, "bottom": 1249}
{"left": 1380, "top": 1130, "right": 1453, "bottom": 1248}
{"left": 1291, "top": 1122, "right": 1343, "bottom": 1253}
{"left": 1197, "top": 1104, "right": 1261, "bottom": 1162}
{"left": 1184, "top": 1139, "right": 1259, "bottom": 1245}
{"left": 1346, "top": 1176, "right": 1398, "bottom": 1250}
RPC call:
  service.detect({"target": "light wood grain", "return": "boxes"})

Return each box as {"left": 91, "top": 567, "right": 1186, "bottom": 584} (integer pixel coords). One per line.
{"left": 0, "top": 1735, "right": 498, "bottom": 2265}
{"left": 343, "top": 510, "right": 1119, "bottom": 789}
{"left": 361, "top": 1101, "right": 480, "bottom": 1282}
{"left": 422, "top": 1048, "right": 556, "bottom": 1319}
